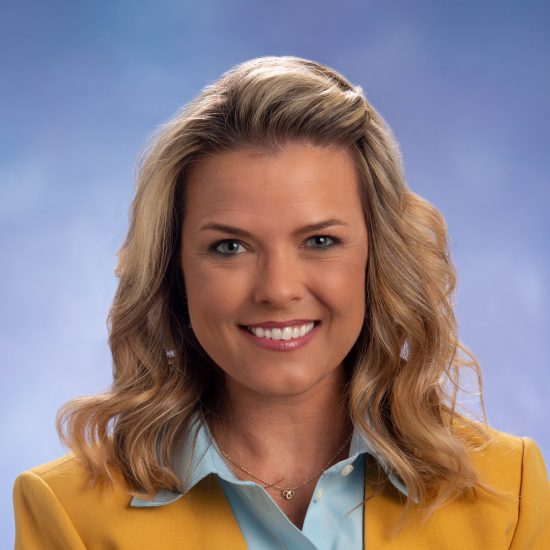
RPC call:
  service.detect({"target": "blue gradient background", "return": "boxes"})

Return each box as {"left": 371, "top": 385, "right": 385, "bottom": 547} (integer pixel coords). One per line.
{"left": 1, "top": 1, "right": 549, "bottom": 545}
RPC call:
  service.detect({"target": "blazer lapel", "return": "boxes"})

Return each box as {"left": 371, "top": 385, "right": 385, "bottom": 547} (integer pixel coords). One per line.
{"left": 185, "top": 475, "right": 248, "bottom": 550}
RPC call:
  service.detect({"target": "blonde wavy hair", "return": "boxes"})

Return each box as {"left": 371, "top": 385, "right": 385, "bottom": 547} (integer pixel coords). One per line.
{"left": 57, "top": 55, "right": 493, "bottom": 514}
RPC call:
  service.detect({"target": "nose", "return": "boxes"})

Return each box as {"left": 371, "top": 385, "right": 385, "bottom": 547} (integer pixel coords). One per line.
{"left": 252, "top": 249, "right": 305, "bottom": 308}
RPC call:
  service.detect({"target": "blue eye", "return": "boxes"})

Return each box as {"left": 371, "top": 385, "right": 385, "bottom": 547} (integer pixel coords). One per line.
{"left": 306, "top": 235, "right": 338, "bottom": 249}
{"left": 212, "top": 240, "right": 246, "bottom": 256}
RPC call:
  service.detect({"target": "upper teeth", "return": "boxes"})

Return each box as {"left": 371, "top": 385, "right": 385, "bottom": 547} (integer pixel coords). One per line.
{"left": 247, "top": 322, "right": 315, "bottom": 340}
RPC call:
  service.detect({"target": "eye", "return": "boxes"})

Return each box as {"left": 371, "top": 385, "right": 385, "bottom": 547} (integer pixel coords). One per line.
{"left": 305, "top": 235, "right": 340, "bottom": 249}
{"left": 211, "top": 239, "right": 247, "bottom": 256}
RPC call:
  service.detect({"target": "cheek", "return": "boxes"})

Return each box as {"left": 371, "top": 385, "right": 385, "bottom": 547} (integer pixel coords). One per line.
{"left": 320, "top": 257, "right": 367, "bottom": 311}
{"left": 184, "top": 264, "right": 248, "bottom": 325}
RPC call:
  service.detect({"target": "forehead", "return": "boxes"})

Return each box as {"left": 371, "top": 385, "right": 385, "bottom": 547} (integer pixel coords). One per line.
{"left": 183, "top": 142, "right": 364, "bottom": 226}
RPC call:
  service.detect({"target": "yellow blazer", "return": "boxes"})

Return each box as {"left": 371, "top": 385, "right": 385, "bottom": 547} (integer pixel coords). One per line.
{"left": 13, "top": 429, "right": 550, "bottom": 549}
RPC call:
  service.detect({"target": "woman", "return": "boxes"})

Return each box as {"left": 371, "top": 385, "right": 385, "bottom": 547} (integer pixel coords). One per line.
{"left": 13, "top": 56, "right": 549, "bottom": 549}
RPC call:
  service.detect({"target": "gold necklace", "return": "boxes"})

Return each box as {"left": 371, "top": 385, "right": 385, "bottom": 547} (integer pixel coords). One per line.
{"left": 219, "top": 433, "right": 353, "bottom": 500}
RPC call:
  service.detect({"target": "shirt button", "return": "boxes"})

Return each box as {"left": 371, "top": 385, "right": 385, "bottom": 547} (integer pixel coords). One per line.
{"left": 340, "top": 465, "right": 354, "bottom": 476}
{"left": 314, "top": 489, "right": 324, "bottom": 502}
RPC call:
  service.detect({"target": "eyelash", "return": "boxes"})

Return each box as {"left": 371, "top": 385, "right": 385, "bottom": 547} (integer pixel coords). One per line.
{"left": 210, "top": 235, "right": 342, "bottom": 256}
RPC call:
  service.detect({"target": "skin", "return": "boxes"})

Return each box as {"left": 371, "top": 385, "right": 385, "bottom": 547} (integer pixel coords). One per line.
{"left": 180, "top": 141, "right": 369, "bottom": 527}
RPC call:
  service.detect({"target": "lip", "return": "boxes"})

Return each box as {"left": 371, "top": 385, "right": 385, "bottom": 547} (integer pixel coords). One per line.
{"left": 239, "top": 322, "right": 320, "bottom": 352}
{"left": 244, "top": 319, "right": 318, "bottom": 329}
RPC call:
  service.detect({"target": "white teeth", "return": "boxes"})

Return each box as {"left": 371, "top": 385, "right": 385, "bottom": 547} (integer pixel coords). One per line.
{"left": 247, "top": 322, "right": 315, "bottom": 340}
{"left": 282, "top": 327, "right": 293, "bottom": 340}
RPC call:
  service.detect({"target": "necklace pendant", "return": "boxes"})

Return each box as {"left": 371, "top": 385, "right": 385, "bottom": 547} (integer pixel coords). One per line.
{"left": 281, "top": 488, "right": 295, "bottom": 500}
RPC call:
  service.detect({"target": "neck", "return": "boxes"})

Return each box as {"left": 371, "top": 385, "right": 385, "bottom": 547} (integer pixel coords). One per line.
{"left": 210, "top": 366, "right": 352, "bottom": 480}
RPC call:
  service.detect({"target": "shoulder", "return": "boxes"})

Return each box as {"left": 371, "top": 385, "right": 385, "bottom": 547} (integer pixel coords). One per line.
{"left": 16, "top": 453, "right": 95, "bottom": 489}
{"left": 455, "top": 420, "right": 548, "bottom": 491}
{"left": 13, "top": 453, "right": 135, "bottom": 549}
{"left": 13, "top": 454, "right": 152, "bottom": 549}
{"left": 459, "top": 421, "right": 550, "bottom": 548}
{"left": 14, "top": 453, "right": 131, "bottom": 508}
{"left": 13, "top": 454, "right": 246, "bottom": 550}
{"left": 15, "top": 454, "right": 88, "bottom": 501}
{"left": 367, "top": 425, "right": 550, "bottom": 549}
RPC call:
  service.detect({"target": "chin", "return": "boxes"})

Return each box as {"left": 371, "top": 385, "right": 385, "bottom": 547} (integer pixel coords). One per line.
{"left": 229, "top": 366, "right": 341, "bottom": 399}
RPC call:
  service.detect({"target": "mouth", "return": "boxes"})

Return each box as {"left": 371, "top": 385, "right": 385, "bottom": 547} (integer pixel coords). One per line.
{"left": 239, "top": 321, "right": 321, "bottom": 341}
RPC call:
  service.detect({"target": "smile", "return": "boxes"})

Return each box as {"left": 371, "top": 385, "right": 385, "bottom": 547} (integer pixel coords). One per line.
{"left": 245, "top": 322, "right": 316, "bottom": 340}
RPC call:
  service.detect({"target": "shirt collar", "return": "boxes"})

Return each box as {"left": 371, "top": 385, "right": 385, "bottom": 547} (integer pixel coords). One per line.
{"left": 130, "top": 413, "right": 408, "bottom": 508}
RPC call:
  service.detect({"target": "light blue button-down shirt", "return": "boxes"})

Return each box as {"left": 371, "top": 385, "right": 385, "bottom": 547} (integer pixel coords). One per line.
{"left": 131, "top": 416, "right": 407, "bottom": 549}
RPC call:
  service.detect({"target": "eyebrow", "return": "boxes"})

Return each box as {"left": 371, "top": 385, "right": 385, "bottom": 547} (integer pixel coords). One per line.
{"left": 199, "top": 218, "right": 349, "bottom": 237}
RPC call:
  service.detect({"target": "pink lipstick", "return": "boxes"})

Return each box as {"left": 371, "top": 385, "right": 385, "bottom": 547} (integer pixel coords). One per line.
{"left": 239, "top": 321, "right": 320, "bottom": 351}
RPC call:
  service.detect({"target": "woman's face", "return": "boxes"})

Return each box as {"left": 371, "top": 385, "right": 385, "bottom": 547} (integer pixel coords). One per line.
{"left": 181, "top": 142, "right": 369, "bottom": 399}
